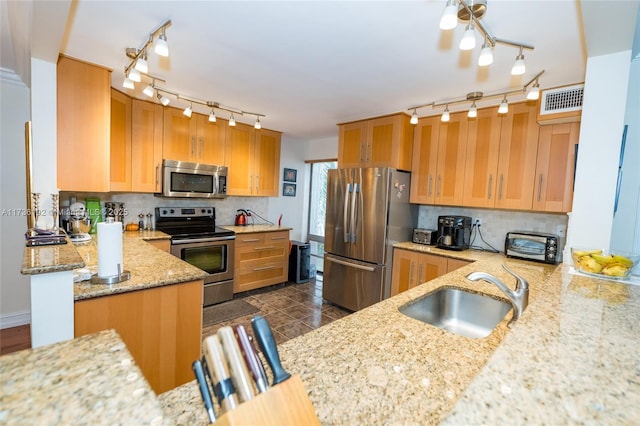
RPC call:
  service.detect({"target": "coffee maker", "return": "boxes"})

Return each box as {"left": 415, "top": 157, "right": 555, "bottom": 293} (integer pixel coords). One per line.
{"left": 437, "top": 215, "right": 472, "bottom": 251}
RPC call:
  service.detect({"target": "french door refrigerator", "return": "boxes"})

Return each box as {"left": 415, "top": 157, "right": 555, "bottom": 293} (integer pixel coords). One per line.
{"left": 323, "top": 167, "right": 416, "bottom": 311}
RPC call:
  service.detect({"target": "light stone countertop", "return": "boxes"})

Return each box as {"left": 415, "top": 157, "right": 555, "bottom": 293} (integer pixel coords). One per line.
{"left": 159, "top": 244, "right": 640, "bottom": 425}
{"left": 0, "top": 329, "right": 165, "bottom": 425}
{"left": 21, "top": 238, "right": 85, "bottom": 275}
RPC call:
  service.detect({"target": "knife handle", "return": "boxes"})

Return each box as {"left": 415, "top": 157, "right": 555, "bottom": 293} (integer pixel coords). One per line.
{"left": 203, "top": 334, "right": 239, "bottom": 413}
{"left": 234, "top": 325, "right": 269, "bottom": 393}
{"left": 192, "top": 360, "right": 216, "bottom": 423}
{"left": 251, "top": 315, "right": 291, "bottom": 385}
{"left": 218, "top": 326, "right": 256, "bottom": 402}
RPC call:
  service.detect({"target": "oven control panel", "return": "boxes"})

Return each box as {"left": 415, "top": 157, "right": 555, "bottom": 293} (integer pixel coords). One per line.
{"left": 157, "top": 207, "right": 214, "bottom": 218}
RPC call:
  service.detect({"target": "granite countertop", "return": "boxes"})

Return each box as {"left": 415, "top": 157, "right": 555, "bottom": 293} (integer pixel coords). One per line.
{"left": 21, "top": 238, "right": 85, "bottom": 275}
{"left": 0, "top": 329, "right": 165, "bottom": 425}
{"left": 220, "top": 224, "right": 291, "bottom": 234}
{"left": 159, "top": 244, "right": 640, "bottom": 425}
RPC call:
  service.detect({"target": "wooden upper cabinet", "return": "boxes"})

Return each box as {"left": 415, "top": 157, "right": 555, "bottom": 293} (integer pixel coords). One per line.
{"left": 495, "top": 102, "right": 540, "bottom": 210}
{"left": 131, "top": 99, "right": 163, "bottom": 193}
{"left": 57, "top": 56, "right": 111, "bottom": 192}
{"left": 110, "top": 89, "right": 132, "bottom": 191}
{"left": 410, "top": 116, "right": 439, "bottom": 204}
{"left": 338, "top": 113, "right": 413, "bottom": 170}
{"left": 254, "top": 129, "right": 282, "bottom": 196}
{"left": 163, "top": 107, "right": 225, "bottom": 164}
{"left": 532, "top": 122, "right": 579, "bottom": 212}
{"left": 434, "top": 112, "right": 468, "bottom": 206}
{"left": 462, "top": 107, "right": 502, "bottom": 208}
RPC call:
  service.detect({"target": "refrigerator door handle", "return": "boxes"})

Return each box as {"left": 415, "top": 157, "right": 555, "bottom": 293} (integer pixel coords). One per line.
{"left": 343, "top": 183, "right": 351, "bottom": 243}
{"left": 325, "top": 255, "right": 376, "bottom": 272}
{"left": 350, "top": 183, "right": 359, "bottom": 243}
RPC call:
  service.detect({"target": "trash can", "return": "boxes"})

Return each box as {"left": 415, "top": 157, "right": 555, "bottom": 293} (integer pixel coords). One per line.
{"left": 289, "top": 241, "right": 311, "bottom": 284}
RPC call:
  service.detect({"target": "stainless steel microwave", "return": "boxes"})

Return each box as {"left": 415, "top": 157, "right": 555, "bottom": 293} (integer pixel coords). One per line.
{"left": 158, "top": 159, "right": 227, "bottom": 198}
{"left": 505, "top": 231, "right": 561, "bottom": 264}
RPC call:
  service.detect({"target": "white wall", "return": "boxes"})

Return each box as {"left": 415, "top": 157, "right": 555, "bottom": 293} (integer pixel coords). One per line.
{"left": 565, "top": 50, "right": 632, "bottom": 259}
{"left": 0, "top": 75, "right": 31, "bottom": 327}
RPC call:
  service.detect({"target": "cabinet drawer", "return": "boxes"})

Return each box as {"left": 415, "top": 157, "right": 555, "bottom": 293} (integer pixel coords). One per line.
{"left": 234, "top": 260, "right": 288, "bottom": 293}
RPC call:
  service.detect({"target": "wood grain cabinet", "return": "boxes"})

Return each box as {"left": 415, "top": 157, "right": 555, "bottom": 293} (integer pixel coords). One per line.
{"left": 391, "top": 249, "right": 447, "bottom": 296}
{"left": 110, "top": 89, "right": 132, "bottom": 191}
{"left": 74, "top": 279, "right": 203, "bottom": 394}
{"left": 163, "top": 106, "right": 226, "bottom": 165}
{"left": 57, "top": 56, "right": 112, "bottom": 192}
{"left": 409, "top": 116, "right": 439, "bottom": 204}
{"left": 225, "top": 124, "right": 281, "bottom": 196}
{"left": 532, "top": 122, "right": 580, "bottom": 212}
{"left": 234, "top": 231, "right": 290, "bottom": 293}
{"left": 338, "top": 113, "right": 413, "bottom": 171}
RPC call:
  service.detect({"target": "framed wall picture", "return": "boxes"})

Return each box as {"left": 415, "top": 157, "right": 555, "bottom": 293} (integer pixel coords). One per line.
{"left": 283, "top": 168, "right": 297, "bottom": 182}
{"left": 283, "top": 183, "right": 296, "bottom": 197}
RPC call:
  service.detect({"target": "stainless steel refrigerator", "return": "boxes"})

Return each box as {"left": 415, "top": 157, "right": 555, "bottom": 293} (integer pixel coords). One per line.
{"left": 323, "top": 167, "right": 416, "bottom": 311}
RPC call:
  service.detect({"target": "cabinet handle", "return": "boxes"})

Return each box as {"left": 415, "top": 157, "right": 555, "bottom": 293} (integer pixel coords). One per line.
{"left": 537, "top": 174, "right": 543, "bottom": 202}
{"left": 409, "top": 262, "right": 414, "bottom": 287}
{"left": 155, "top": 165, "right": 159, "bottom": 186}
{"left": 253, "top": 265, "right": 276, "bottom": 272}
{"left": 417, "top": 264, "right": 423, "bottom": 285}
{"left": 242, "top": 238, "right": 261, "bottom": 242}
{"left": 250, "top": 176, "right": 254, "bottom": 193}
{"left": 359, "top": 144, "right": 363, "bottom": 162}
{"left": 256, "top": 175, "right": 260, "bottom": 193}
{"left": 191, "top": 136, "right": 196, "bottom": 157}
{"left": 270, "top": 236, "right": 288, "bottom": 240}
{"left": 487, "top": 174, "right": 493, "bottom": 199}
{"left": 254, "top": 246, "right": 277, "bottom": 251}
{"left": 436, "top": 175, "right": 441, "bottom": 197}
{"left": 498, "top": 174, "right": 503, "bottom": 200}
{"left": 199, "top": 136, "right": 203, "bottom": 157}
{"left": 365, "top": 143, "right": 370, "bottom": 162}
{"left": 428, "top": 175, "right": 433, "bottom": 197}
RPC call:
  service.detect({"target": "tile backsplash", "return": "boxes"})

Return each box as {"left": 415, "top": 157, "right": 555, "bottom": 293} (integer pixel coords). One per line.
{"left": 417, "top": 205, "right": 568, "bottom": 254}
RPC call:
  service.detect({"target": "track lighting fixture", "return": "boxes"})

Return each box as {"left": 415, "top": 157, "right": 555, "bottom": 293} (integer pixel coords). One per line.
{"left": 123, "top": 77, "right": 135, "bottom": 90}
{"left": 229, "top": 113, "right": 236, "bottom": 126}
{"left": 157, "top": 92, "right": 170, "bottom": 106}
{"left": 408, "top": 70, "right": 544, "bottom": 122}
{"left": 209, "top": 109, "right": 217, "bottom": 123}
{"left": 439, "top": 0, "right": 458, "bottom": 30}
{"left": 478, "top": 41, "right": 493, "bottom": 66}
{"left": 459, "top": 23, "right": 476, "bottom": 51}
{"left": 154, "top": 27, "right": 169, "bottom": 57}
{"left": 410, "top": 109, "right": 419, "bottom": 125}
{"left": 127, "top": 68, "right": 141, "bottom": 82}
{"left": 183, "top": 103, "right": 193, "bottom": 118}
{"left": 254, "top": 117, "right": 262, "bottom": 129}
{"left": 498, "top": 95, "right": 509, "bottom": 114}
{"left": 441, "top": 106, "right": 450, "bottom": 122}
{"left": 143, "top": 82, "right": 155, "bottom": 97}
{"left": 134, "top": 51, "right": 148, "bottom": 74}
{"left": 511, "top": 46, "right": 526, "bottom": 75}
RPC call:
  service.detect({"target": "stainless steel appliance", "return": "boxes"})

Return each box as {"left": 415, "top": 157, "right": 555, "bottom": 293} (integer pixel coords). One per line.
{"left": 412, "top": 228, "right": 437, "bottom": 245}
{"left": 436, "top": 215, "right": 472, "bottom": 251}
{"left": 155, "top": 207, "right": 235, "bottom": 306}
{"left": 505, "top": 231, "right": 561, "bottom": 264}
{"left": 323, "top": 167, "right": 416, "bottom": 311}
{"left": 158, "top": 159, "right": 227, "bottom": 199}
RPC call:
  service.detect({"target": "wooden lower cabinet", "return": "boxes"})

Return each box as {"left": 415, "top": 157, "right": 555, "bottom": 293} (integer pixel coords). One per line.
{"left": 234, "top": 231, "right": 290, "bottom": 293}
{"left": 391, "top": 249, "right": 472, "bottom": 296}
{"left": 74, "top": 279, "right": 203, "bottom": 394}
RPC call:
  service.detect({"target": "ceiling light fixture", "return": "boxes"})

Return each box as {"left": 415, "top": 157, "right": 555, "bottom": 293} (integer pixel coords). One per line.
{"left": 254, "top": 116, "right": 262, "bottom": 129}
{"left": 123, "top": 77, "right": 135, "bottom": 90}
{"left": 123, "top": 20, "right": 171, "bottom": 93}
{"left": 459, "top": 23, "right": 476, "bottom": 51}
{"left": 467, "top": 101, "right": 478, "bottom": 118}
{"left": 478, "top": 40, "right": 493, "bottom": 66}
{"left": 410, "top": 109, "right": 419, "bottom": 125}
{"left": 154, "top": 27, "right": 169, "bottom": 57}
{"left": 134, "top": 51, "right": 148, "bottom": 74}
{"left": 229, "top": 113, "right": 236, "bottom": 127}
{"left": 143, "top": 82, "right": 155, "bottom": 97}
{"left": 526, "top": 81, "right": 540, "bottom": 100}
{"left": 157, "top": 92, "right": 170, "bottom": 106}
{"left": 183, "top": 103, "right": 193, "bottom": 118}
{"left": 408, "top": 70, "right": 544, "bottom": 121}
{"left": 127, "top": 68, "right": 141, "bottom": 83}
{"left": 439, "top": 0, "right": 458, "bottom": 30}
{"left": 511, "top": 46, "right": 526, "bottom": 75}
{"left": 209, "top": 109, "right": 217, "bottom": 123}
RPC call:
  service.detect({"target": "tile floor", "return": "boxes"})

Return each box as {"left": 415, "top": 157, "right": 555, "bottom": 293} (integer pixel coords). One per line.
{"left": 202, "top": 276, "right": 352, "bottom": 345}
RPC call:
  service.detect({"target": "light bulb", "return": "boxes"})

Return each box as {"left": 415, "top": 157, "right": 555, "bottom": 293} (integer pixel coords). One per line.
{"left": 254, "top": 117, "right": 261, "bottom": 129}
{"left": 439, "top": 0, "right": 458, "bottom": 30}
{"left": 157, "top": 93, "right": 169, "bottom": 106}
{"left": 410, "top": 110, "right": 418, "bottom": 125}
{"left": 527, "top": 83, "right": 540, "bottom": 100}
{"left": 183, "top": 104, "right": 192, "bottom": 118}
{"left": 468, "top": 102, "right": 477, "bottom": 118}
{"left": 123, "top": 77, "right": 134, "bottom": 90}
{"left": 143, "top": 84, "right": 154, "bottom": 97}
{"left": 134, "top": 55, "right": 148, "bottom": 74}
{"left": 441, "top": 107, "right": 450, "bottom": 122}
{"left": 229, "top": 113, "right": 236, "bottom": 126}
{"left": 459, "top": 24, "right": 476, "bottom": 51}
{"left": 498, "top": 97, "right": 509, "bottom": 114}
{"left": 511, "top": 50, "right": 526, "bottom": 75}
{"left": 128, "top": 68, "right": 141, "bottom": 82}
{"left": 154, "top": 33, "right": 169, "bottom": 57}
{"left": 478, "top": 43, "right": 493, "bottom": 66}
{"left": 209, "top": 110, "right": 217, "bottom": 123}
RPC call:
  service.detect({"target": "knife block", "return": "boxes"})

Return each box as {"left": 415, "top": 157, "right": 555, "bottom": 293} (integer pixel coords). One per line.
{"left": 213, "top": 375, "right": 320, "bottom": 425}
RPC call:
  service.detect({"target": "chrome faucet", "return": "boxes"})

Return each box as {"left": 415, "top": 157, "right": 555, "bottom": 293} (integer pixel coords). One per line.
{"left": 466, "top": 264, "right": 529, "bottom": 326}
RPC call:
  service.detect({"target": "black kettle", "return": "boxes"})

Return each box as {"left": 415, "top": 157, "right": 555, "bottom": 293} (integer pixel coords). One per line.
{"left": 235, "top": 209, "right": 249, "bottom": 226}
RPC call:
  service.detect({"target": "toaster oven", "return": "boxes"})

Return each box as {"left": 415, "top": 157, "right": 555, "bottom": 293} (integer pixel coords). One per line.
{"left": 505, "top": 231, "right": 561, "bottom": 264}
{"left": 413, "top": 228, "right": 437, "bottom": 245}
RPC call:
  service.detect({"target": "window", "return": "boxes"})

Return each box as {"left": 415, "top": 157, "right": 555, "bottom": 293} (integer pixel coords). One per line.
{"left": 307, "top": 161, "right": 337, "bottom": 273}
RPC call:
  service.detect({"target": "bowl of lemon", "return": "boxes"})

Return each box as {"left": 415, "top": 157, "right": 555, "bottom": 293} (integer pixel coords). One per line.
{"left": 571, "top": 248, "right": 639, "bottom": 279}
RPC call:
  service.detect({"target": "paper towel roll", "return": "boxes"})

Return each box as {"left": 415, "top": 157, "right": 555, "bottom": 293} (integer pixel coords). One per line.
{"left": 97, "top": 221, "right": 123, "bottom": 278}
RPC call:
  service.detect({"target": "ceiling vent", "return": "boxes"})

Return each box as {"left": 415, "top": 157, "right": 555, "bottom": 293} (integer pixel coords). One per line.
{"left": 537, "top": 83, "right": 584, "bottom": 124}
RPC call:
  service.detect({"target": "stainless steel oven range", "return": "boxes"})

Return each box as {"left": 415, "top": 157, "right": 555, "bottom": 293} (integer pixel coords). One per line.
{"left": 155, "top": 207, "right": 235, "bottom": 306}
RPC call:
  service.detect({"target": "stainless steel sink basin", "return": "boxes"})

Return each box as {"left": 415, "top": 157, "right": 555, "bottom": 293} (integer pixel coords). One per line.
{"left": 399, "top": 287, "right": 512, "bottom": 338}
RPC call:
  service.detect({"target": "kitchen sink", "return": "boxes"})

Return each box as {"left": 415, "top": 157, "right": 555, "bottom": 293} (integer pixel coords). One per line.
{"left": 399, "top": 287, "right": 512, "bottom": 338}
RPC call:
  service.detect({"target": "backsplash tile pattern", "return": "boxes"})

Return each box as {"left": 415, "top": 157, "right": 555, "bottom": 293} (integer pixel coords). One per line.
{"left": 417, "top": 205, "right": 568, "bottom": 254}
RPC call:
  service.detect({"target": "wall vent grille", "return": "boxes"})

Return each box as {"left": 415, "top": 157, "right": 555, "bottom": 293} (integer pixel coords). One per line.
{"left": 540, "top": 84, "right": 584, "bottom": 115}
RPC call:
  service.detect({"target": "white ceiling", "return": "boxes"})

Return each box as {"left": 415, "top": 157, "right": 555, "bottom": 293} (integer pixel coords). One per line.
{"left": 2, "top": 1, "right": 638, "bottom": 140}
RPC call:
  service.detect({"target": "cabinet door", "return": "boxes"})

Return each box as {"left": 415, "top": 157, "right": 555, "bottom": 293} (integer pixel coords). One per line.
{"left": 495, "top": 102, "right": 540, "bottom": 210}
{"left": 254, "top": 129, "right": 281, "bottom": 196}
{"left": 338, "top": 121, "right": 367, "bottom": 167}
{"left": 416, "top": 253, "right": 448, "bottom": 284}
{"left": 532, "top": 122, "right": 579, "bottom": 212}
{"left": 163, "top": 106, "right": 197, "bottom": 162}
{"left": 367, "top": 114, "right": 413, "bottom": 170}
{"left": 196, "top": 114, "right": 226, "bottom": 165}
{"left": 57, "top": 56, "right": 111, "bottom": 192}
{"left": 462, "top": 107, "right": 501, "bottom": 207}
{"left": 110, "top": 89, "right": 132, "bottom": 191}
{"left": 225, "top": 123, "right": 256, "bottom": 196}
{"left": 410, "top": 116, "right": 439, "bottom": 204}
{"left": 391, "top": 249, "right": 417, "bottom": 296}
{"left": 447, "top": 258, "right": 471, "bottom": 272}
{"left": 435, "top": 112, "right": 468, "bottom": 205}
{"left": 131, "top": 100, "right": 163, "bottom": 193}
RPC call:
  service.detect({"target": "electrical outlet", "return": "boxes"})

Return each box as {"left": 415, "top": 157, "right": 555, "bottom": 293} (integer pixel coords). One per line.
{"left": 474, "top": 218, "right": 482, "bottom": 227}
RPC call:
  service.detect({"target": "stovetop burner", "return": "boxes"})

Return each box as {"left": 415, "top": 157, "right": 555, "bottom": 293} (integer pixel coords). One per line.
{"left": 155, "top": 207, "right": 235, "bottom": 240}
